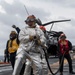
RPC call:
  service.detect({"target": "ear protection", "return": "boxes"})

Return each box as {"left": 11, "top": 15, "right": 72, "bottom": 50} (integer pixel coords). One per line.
{"left": 25, "top": 18, "right": 36, "bottom": 24}
{"left": 25, "top": 15, "right": 42, "bottom": 25}
{"left": 25, "top": 15, "right": 36, "bottom": 24}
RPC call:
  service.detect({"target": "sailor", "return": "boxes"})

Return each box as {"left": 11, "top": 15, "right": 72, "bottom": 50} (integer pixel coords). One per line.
{"left": 39, "top": 26, "right": 50, "bottom": 46}
{"left": 12, "top": 15, "right": 48, "bottom": 75}
{"left": 58, "top": 33, "right": 75, "bottom": 75}
{"left": 6, "top": 31, "right": 19, "bottom": 69}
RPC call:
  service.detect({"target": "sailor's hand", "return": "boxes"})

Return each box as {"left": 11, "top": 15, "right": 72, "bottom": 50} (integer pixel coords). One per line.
{"left": 44, "top": 44, "right": 48, "bottom": 49}
{"left": 69, "top": 50, "right": 73, "bottom": 53}
{"left": 12, "top": 25, "right": 17, "bottom": 28}
{"left": 37, "top": 40, "right": 41, "bottom": 45}
{"left": 29, "top": 35, "right": 35, "bottom": 41}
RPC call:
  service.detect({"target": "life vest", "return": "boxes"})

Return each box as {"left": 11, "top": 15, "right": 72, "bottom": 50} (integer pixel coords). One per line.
{"left": 58, "top": 40, "right": 69, "bottom": 54}
{"left": 8, "top": 39, "right": 19, "bottom": 53}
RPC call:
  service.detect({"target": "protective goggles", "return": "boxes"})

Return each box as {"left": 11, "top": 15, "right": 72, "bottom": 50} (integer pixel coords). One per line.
{"left": 60, "top": 36, "right": 66, "bottom": 39}
{"left": 25, "top": 18, "right": 35, "bottom": 23}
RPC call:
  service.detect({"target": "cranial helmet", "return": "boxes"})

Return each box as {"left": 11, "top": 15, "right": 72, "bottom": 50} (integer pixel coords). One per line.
{"left": 60, "top": 33, "right": 66, "bottom": 39}
{"left": 10, "top": 31, "right": 17, "bottom": 40}
{"left": 25, "top": 15, "right": 36, "bottom": 23}
{"left": 39, "top": 26, "right": 46, "bottom": 31}
{"left": 10, "top": 31, "right": 16, "bottom": 35}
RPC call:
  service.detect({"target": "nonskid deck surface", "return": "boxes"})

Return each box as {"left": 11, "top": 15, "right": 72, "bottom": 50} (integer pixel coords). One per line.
{"left": 0, "top": 53, "right": 75, "bottom": 75}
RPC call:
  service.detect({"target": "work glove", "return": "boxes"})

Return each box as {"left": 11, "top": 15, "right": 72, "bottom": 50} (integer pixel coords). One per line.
{"left": 12, "top": 25, "right": 17, "bottom": 29}
{"left": 29, "top": 35, "right": 35, "bottom": 41}
{"left": 29, "top": 35, "right": 39, "bottom": 40}
{"left": 69, "top": 50, "right": 73, "bottom": 53}
{"left": 29, "top": 35, "right": 41, "bottom": 45}
{"left": 37, "top": 40, "right": 41, "bottom": 45}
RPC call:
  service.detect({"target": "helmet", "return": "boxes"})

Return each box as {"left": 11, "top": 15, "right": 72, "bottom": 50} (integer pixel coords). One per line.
{"left": 60, "top": 33, "right": 66, "bottom": 39}
{"left": 39, "top": 26, "right": 46, "bottom": 31}
{"left": 10, "top": 31, "right": 16, "bottom": 35}
{"left": 25, "top": 15, "right": 36, "bottom": 23}
{"left": 10, "top": 31, "right": 17, "bottom": 40}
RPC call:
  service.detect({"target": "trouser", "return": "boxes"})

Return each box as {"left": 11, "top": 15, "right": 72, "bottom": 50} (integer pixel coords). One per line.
{"left": 24, "top": 58, "right": 48, "bottom": 75}
{"left": 12, "top": 50, "right": 48, "bottom": 75}
{"left": 59, "top": 53, "right": 73, "bottom": 73}
{"left": 10, "top": 52, "right": 16, "bottom": 69}
{"left": 24, "top": 59, "right": 33, "bottom": 75}
{"left": 20, "top": 63, "right": 25, "bottom": 75}
{"left": 4, "top": 55, "right": 9, "bottom": 63}
{"left": 41, "top": 57, "right": 48, "bottom": 75}
{"left": 10, "top": 52, "right": 25, "bottom": 75}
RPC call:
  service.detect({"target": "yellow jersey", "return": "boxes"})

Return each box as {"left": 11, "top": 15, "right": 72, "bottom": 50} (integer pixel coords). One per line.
{"left": 8, "top": 39, "right": 19, "bottom": 53}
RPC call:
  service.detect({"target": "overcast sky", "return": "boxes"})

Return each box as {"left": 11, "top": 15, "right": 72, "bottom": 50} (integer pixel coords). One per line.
{"left": 0, "top": 0, "right": 75, "bottom": 56}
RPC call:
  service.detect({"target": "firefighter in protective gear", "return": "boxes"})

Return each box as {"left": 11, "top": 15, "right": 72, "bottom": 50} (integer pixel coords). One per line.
{"left": 6, "top": 31, "right": 19, "bottom": 69}
{"left": 58, "top": 33, "right": 75, "bottom": 75}
{"left": 12, "top": 15, "right": 48, "bottom": 75}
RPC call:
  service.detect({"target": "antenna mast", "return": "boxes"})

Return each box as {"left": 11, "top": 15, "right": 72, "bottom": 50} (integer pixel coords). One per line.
{"left": 24, "top": 5, "right": 29, "bottom": 16}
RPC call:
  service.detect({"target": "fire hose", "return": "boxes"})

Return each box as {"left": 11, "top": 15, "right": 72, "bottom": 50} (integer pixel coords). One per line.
{"left": 42, "top": 45, "right": 67, "bottom": 75}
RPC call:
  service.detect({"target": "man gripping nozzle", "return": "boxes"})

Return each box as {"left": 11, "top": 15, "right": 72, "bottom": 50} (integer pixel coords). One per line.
{"left": 12, "top": 15, "right": 48, "bottom": 75}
